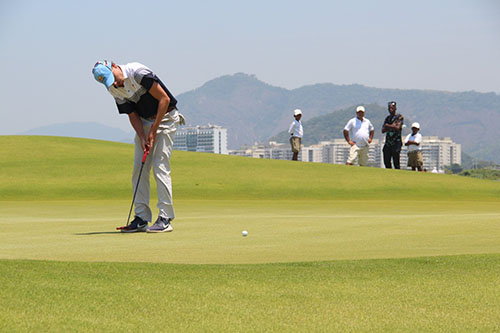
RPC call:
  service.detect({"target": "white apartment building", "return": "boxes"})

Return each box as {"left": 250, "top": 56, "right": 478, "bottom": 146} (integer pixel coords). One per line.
{"left": 400, "top": 136, "right": 461, "bottom": 171}
{"left": 301, "top": 144, "right": 323, "bottom": 163}
{"left": 229, "top": 136, "right": 461, "bottom": 170}
{"left": 229, "top": 141, "right": 297, "bottom": 160}
{"left": 174, "top": 125, "right": 228, "bottom": 154}
{"left": 232, "top": 140, "right": 382, "bottom": 165}
{"left": 302, "top": 139, "right": 382, "bottom": 167}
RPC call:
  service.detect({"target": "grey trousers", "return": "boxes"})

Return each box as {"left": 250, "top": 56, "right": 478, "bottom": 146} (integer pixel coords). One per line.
{"left": 133, "top": 110, "right": 180, "bottom": 222}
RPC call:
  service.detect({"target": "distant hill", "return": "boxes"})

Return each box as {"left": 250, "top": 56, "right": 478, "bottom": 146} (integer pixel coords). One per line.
{"left": 178, "top": 73, "right": 289, "bottom": 149}
{"left": 20, "top": 74, "right": 500, "bottom": 163}
{"left": 19, "top": 122, "right": 134, "bottom": 143}
{"left": 177, "top": 73, "right": 500, "bottom": 163}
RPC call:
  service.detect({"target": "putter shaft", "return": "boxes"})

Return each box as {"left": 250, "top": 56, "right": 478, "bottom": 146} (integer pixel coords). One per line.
{"left": 125, "top": 150, "right": 149, "bottom": 226}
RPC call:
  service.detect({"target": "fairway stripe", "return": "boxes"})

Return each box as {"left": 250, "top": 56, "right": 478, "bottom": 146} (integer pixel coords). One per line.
{"left": 178, "top": 213, "right": 500, "bottom": 219}
{"left": 0, "top": 213, "right": 499, "bottom": 224}
{"left": 0, "top": 218, "right": 114, "bottom": 223}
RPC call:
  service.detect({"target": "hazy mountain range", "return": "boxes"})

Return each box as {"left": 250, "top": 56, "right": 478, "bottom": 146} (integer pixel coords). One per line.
{"left": 19, "top": 73, "right": 500, "bottom": 163}
{"left": 20, "top": 122, "right": 133, "bottom": 143}
{"left": 178, "top": 73, "right": 500, "bottom": 163}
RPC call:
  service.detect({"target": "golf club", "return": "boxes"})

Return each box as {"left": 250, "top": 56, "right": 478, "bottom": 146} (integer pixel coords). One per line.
{"left": 116, "top": 149, "right": 150, "bottom": 230}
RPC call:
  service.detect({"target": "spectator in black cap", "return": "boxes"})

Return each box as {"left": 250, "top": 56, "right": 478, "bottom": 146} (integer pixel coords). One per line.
{"left": 382, "top": 101, "right": 404, "bottom": 169}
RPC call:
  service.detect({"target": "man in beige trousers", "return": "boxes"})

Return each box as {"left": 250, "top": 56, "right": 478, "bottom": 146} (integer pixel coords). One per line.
{"left": 93, "top": 60, "right": 185, "bottom": 233}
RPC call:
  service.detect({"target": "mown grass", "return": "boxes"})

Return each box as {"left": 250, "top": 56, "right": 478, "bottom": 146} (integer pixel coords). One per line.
{"left": 1, "top": 135, "right": 499, "bottom": 201}
{"left": 1, "top": 256, "right": 500, "bottom": 332}
{"left": 1, "top": 136, "right": 500, "bottom": 331}
{"left": 1, "top": 199, "right": 499, "bottom": 264}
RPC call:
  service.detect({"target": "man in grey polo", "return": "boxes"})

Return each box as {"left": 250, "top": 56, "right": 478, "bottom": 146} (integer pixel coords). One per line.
{"left": 92, "top": 60, "right": 185, "bottom": 233}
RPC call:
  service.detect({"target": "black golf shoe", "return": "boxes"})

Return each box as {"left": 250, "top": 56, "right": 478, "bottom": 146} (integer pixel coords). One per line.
{"left": 121, "top": 216, "right": 148, "bottom": 233}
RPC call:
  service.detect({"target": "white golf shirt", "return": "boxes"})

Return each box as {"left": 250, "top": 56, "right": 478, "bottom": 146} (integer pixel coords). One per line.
{"left": 108, "top": 62, "right": 177, "bottom": 119}
{"left": 288, "top": 119, "right": 303, "bottom": 138}
{"left": 404, "top": 132, "right": 422, "bottom": 152}
{"left": 344, "top": 117, "right": 374, "bottom": 148}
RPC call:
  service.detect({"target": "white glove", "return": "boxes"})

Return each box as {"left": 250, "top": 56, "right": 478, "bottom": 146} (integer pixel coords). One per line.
{"left": 178, "top": 113, "right": 186, "bottom": 126}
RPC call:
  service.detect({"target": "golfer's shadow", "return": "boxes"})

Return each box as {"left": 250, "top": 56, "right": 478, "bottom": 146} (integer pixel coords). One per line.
{"left": 74, "top": 231, "right": 123, "bottom": 235}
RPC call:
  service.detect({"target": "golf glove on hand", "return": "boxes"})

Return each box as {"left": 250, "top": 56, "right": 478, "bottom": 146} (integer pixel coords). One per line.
{"left": 178, "top": 113, "right": 186, "bottom": 126}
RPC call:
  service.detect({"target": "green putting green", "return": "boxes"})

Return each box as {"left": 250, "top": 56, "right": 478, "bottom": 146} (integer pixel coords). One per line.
{"left": 1, "top": 136, "right": 500, "bottom": 331}
{"left": 0, "top": 199, "right": 499, "bottom": 264}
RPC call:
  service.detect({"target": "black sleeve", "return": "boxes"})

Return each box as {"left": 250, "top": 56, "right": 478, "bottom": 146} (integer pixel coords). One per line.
{"left": 139, "top": 73, "right": 157, "bottom": 91}
{"left": 134, "top": 68, "right": 177, "bottom": 107}
{"left": 116, "top": 101, "right": 136, "bottom": 115}
{"left": 140, "top": 74, "right": 178, "bottom": 107}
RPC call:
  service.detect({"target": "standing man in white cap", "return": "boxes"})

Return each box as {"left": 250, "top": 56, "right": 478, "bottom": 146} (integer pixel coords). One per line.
{"left": 343, "top": 106, "right": 375, "bottom": 166}
{"left": 404, "top": 122, "right": 424, "bottom": 171}
{"left": 288, "top": 109, "right": 303, "bottom": 161}
{"left": 92, "top": 60, "right": 185, "bottom": 233}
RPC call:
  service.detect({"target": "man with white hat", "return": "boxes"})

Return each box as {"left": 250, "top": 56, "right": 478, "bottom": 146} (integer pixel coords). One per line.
{"left": 92, "top": 60, "right": 185, "bottom": 233}
{"left": 404, "top": 122, "right": 423, "bottom": 171}
{"left": 343, "top": 106, "right": 375, "bottom": 166}
{"left": 288, "top": 109, "right": 303, "bottom": 161}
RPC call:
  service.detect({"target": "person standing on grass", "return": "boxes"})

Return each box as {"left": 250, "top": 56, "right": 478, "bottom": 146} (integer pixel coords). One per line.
{"left": 343, "top": 106, "right": 375, "bottom": 166}
{"left": 92, "top": 60, "right": 185, "bottom": 233}
{"left": 288, "top": 109, "right": 303, "bottom": 161}
{"left": 382, "top": 101, "right": 404, "bottom": 169}
{"left": 404, "top": 122, "right": 424, "bottom": 171}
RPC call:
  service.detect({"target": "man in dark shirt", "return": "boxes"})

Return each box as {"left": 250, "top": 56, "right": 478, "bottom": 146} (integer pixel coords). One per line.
{"left": 382, "top": 101, "right": 404, "bottom": 169}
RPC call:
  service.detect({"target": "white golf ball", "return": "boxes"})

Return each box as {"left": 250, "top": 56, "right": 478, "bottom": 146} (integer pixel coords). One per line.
{"left": 242, "top": 230, "right": 248, "bottom": 237}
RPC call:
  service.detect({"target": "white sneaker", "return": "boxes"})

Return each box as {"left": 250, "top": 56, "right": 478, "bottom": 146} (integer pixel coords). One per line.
{"left": 147, "top": 217, "right": 173, "bottom": 233}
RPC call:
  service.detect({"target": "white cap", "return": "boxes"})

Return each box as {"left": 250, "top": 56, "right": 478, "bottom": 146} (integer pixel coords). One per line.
{"left": 356, "top": 106, "right": 365, "bottom": 112}
{"left": 411, "top": 122, "right": 420, "bottom": 129}
{"left": 293, "top": 109, "right": 302, "bottom": 116}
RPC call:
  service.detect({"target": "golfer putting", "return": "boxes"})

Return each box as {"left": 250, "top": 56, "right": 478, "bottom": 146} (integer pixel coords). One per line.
{"left": 92, "top": 60, "right": 185, "bottom": 233}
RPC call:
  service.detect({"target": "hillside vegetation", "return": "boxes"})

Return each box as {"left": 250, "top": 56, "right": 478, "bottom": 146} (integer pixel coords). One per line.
{"left": 1, "top": 136, "right": 499, "bottom": 201}
{"left": 178, "top": 73, "right": 500, "bottom": 163}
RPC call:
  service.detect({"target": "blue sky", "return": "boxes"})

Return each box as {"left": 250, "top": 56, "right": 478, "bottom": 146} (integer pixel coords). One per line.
{"left": 1, "top": 0, "right": 499, "bottom": 134}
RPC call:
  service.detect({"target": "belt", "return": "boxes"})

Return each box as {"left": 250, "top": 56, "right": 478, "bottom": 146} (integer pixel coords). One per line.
{"left": 145, "top": 106, "right": 178, "bottom": 120}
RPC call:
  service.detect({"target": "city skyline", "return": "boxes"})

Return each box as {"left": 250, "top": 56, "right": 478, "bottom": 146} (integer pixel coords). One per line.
{"left": 231, "top": 136, "right": 461, "bottom": 171}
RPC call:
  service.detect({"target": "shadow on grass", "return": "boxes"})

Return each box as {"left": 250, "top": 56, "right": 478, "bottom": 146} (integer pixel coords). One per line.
{"left": 74, "top": 231, "right": 124, "bottom": 235}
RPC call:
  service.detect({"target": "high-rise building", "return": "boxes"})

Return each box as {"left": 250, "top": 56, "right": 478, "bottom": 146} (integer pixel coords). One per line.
{"left": 301, "top": 144, "right": 323, "bottom": 163}
{"left": 229, "top": 136, "right": 461, "bottom": 171}
{"left": 311, "top": 139, "right": 382, "bottom": 166}
{"left": 229, "top": 141, "right": 297, "bottom": 160}
{"left": 174, "top": 125, "right": 228, "bottom": 154}
{"left": 400, "top": 136, "right": 461, "bottom": 171}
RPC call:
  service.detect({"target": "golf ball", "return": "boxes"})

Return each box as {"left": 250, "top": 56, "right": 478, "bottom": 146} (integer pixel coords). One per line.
{"left": 242, "top": 230, "right": 248, "bottom": 237}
